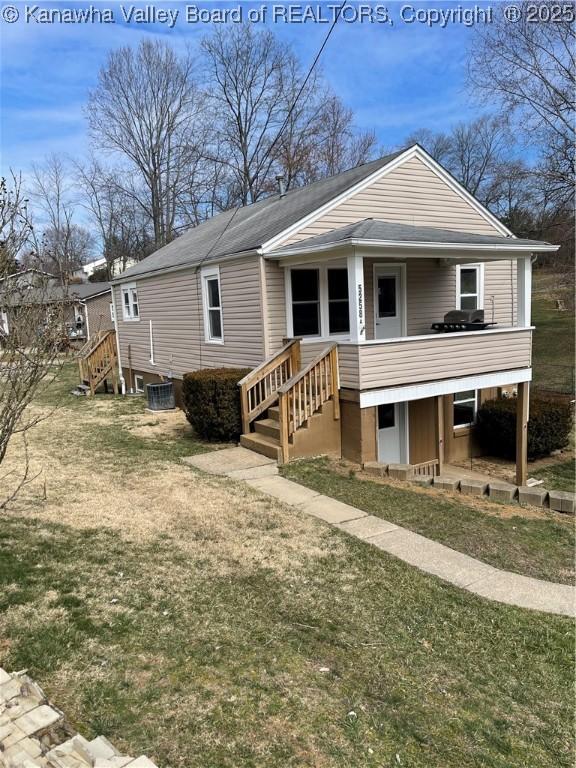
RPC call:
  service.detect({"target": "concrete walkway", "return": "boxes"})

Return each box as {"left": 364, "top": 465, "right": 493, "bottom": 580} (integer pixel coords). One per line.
{"left": 182, "top": 448, "right": 575, "bottom": 618}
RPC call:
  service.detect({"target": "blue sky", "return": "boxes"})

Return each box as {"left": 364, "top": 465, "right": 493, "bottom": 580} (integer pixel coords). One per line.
{"left": 0, "top": 1, "right": 493, "bottom": 179}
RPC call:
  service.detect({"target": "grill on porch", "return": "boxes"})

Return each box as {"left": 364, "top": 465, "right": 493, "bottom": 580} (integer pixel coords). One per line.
{"left": 431, "top": 309, "right": 497, "bottom": 333}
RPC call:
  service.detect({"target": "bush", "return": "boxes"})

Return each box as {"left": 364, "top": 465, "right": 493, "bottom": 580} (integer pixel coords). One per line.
{"left": 182, "top": 367, "right": 250, "bottom": 442}
{"left": 476, "top": 395, "right": 572, "bottom": 460}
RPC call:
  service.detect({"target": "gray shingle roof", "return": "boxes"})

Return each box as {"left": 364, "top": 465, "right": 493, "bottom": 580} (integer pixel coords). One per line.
{"left": 114, "top": 150, "right": 406, "bottom": 281}
{"left": 270, "top": 219, "right": 557, "bottom": 253}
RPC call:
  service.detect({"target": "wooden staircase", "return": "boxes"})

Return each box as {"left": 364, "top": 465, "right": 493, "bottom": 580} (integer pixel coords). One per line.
{"left": 239, "top": 340, "right": 340, "bottom": 464}
{"left": 75, "top": 330, "right": 118, "bottom": 396}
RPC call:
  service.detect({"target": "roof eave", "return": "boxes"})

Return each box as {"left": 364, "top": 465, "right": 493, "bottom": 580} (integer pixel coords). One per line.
{"left": 268, "top": 238, "right": 559, "bottom": 259}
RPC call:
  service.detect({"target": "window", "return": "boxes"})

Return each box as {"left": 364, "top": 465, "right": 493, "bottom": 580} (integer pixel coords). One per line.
{"left": 453, "top": 390, "right": 478, "bottom": 428}
{"left": 109, "top": 302, "right": 115, "bottom": 322}
{"left": 134, "top": 374, "right": 145, "bottom": 394}
{"left": 378, "top": 403, "right": 395, "bottom": 429}
{"left": 202, "top": 267, "right": 223, "bottom": 342}
{"left": 457, "top": 265, "right": 483, "bottom": 310}
{"left": 291, "top": 269, "right": 320, "bottom": 336}
{"left": 289, "top": 265, "right": 350, "bottom": 338}
{"left": 122, "top": 283, "right": 139, "bottom": 321}
{"left": 378, "top": 275, "right": 397, "bottom": 318}
{"left": 327, "top": 268, "right": 350, "bottom": 334}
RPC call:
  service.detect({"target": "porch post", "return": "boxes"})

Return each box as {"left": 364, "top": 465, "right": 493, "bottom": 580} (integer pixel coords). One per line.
{"left": 347, "top": 250, "right": 366, "bottom": 343}
{"left": 435, "top": 395, "right": 445, "bottom": 475}
{"left": 515, "top": 381, "right": 529, "bottom": 486}
{"left": 516, "top": 256, "right": 532, "bottom": 327}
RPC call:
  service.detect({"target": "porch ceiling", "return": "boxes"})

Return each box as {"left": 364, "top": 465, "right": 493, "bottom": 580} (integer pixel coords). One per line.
{"left": 266, "top": 219, "right": 558, "bottom": 259}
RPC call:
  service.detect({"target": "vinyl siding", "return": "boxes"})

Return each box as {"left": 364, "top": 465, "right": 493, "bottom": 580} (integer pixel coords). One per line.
{"left": 114, "top": 256, "right": 264, "bottom": 378}
{"left": 284, "top": 155, "right": 503, "bottom": 243}
{"left": 338, "top": 328, "right": 532, "bottom": 390}
{"left": 264, "top": 258, "right": 287, "bottom": 354}
{"left": 85, "top": 292, "right": 113, "bottom": 338}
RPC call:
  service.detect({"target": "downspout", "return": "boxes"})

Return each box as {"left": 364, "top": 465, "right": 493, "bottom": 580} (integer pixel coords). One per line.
{"left": 110, "top": 285, "right": 126, "bottom": 395}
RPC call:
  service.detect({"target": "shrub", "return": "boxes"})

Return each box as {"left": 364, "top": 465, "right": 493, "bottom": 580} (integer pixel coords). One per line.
{"left": 476, "top": 396, "right": 572, "bottom": 460}
{"left": 182, "top": 367, "right": 250, "bottom": 442}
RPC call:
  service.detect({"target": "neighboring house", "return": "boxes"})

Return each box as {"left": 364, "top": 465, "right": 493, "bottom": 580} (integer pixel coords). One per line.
{"left": 71, "top": 257, "right": 139, "bottom": 282}
{"left": 68, "top": 282, "right": 113, "bottom": 341}
{"left": 0, "top": 275, "right": 112, "bottom": 344}
{"left": 110, "top": 144, "right": 557, "bottom": 482}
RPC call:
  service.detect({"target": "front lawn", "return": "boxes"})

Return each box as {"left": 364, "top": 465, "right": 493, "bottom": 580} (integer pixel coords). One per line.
{"left": 0, "top": 366, "right": 573, "bottom": 768}
{"left": 281, "top": 458, "right": 574, "bottom": 585}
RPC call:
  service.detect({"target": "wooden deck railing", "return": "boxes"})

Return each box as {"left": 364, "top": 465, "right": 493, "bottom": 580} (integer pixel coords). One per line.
{"left": 77, "top": 329, "right": 117, "bottom": 395}
{"left": 238, "top": 339, "right": 301, "bottom": 434}
{"left": 410, "top": 460, "right": 439, "bottom": 478}
{"left": 277, "top": 344, "right": 339, "bottom": 463}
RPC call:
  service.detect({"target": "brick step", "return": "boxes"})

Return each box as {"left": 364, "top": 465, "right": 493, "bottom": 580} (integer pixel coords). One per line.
{"left": 240, "top": 432, "right": 281, "bottom": 461}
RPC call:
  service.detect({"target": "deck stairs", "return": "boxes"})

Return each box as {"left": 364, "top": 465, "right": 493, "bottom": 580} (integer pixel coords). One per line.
{"left": 238, "top": 340, "right": 340, "bottom": 464}
{"left": 73, "top": 330, "right": 118, "bottom": 396}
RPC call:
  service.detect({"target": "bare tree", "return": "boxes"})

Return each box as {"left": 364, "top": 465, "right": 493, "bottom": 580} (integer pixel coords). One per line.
{"left": 76, "top": 159, "right": 154, "bottom": 277}
{"left": 202, "top": 25, "right": 378, "bottom": 205}
{"left": 201, "top": 25, "right": 295, "bottom": 205}
{"left": 469, "top": 2, "right": 575, "bottom": 207}
{"left": 87, "top": 39, "right": 205, "bottom": 246}
{"left": 0, "top": 172, "right": 32, "bottom": 274}
{"left": 406, "top": 117, "right": 509, "bottom": 208}
{"left": 30, "top": 155, "right": 93, "bottom": 280}
{"left": 0, "top": 180, "right": 68, "bottom": 504}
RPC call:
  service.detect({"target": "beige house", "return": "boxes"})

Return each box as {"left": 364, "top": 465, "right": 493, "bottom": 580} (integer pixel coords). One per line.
{"left": 110, "top": 145, "right": 557, "bottom": 482}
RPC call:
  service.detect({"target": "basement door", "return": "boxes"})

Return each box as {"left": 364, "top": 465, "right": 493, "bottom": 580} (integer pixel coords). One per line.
{"left": 374, "top": 265, "right": 405, "bottom": 339}
{"left": 377, "top": 402, "right": 407, "bottom": 464}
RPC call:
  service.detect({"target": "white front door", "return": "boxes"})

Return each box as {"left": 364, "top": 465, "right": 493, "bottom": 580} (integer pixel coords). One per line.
{"left": 377, "top": 402, "right": 407, "bottom": 464}
{"left": 374, "top": 266, "right": 404, "bottom": 339}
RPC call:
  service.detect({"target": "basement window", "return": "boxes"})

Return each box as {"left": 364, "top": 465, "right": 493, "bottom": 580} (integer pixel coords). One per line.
{"left": 134, "top": 374, "right": 145, "bottom": 394}
{"left": 121, "top": 283, "right": 139, "bottom": 321}
{"left": 453, "top": 390, "right": 478, "bottom": 428}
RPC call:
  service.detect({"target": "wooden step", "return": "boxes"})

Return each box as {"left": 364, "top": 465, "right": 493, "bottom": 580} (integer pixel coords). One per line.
{"left": 240, "top": 432, "right": 281, "bottom": 461}
{"left": 254, "top": 418, "right": 280, "bottom": 439}
{"left": 267, "top": 406, "right": 279, "bottom": 422}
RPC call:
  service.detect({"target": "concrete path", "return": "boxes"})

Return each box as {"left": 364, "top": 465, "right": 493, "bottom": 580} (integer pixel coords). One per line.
{"left": 183, "top": 448, "right": 575, "bottom": 618}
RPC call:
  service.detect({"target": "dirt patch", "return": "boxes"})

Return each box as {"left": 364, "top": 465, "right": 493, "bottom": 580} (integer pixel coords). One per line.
{"left": 451, "top": 452, "right": 575, "bottom": 486}
{"left": 2, "top": 400, "right": 342, "bottom": 580}
{"left": 327, "top": 458, "right": 563, "bottom": 521}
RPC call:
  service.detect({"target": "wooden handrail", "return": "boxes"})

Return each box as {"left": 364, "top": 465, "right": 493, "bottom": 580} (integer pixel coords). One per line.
{"left": 278, "top": 344, "right": 339, "bottom": 463}
{"left": 238, "top": 338, "right": 301, "bottom": 434}
{"left": 77, "top": 329, "right": 118, "bottom": 395}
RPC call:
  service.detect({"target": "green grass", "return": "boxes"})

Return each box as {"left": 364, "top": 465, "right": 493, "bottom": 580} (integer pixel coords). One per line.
{"left": 532, "top": 460, "right": 575, "bottom": 493}
{"left": 532, "top": 270, "right": 575, "bottom": 393}
{"left": 1, "top": 365, "right": 574, "bottom": 767}
{"left": 1, "top": 514, "right": 573, "bottom": 768}
{"left": 281, "top": 458, "right": 575, "bottom": 585}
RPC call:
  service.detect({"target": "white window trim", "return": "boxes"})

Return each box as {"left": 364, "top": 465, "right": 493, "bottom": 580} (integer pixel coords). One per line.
{"left": 453, "top": 389, "right": 478, "bottom": 430}
{"left": 456, "top": 264, "right": 484, "bottom": 310}
{"left": 285, "top": 261, "right": 351, "bottom": 342}
{"left": 134, "top": 374, "right": 145, "bottom": 394}
{"left": 121, "top": 282, "right": 140, "bottom": 322}
{"left": 201, "top": 265, "right": 224, "bottom": 344}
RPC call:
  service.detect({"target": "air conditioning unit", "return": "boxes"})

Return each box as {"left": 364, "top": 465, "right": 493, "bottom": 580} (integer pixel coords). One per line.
{"left": 146, "top": 382, "right": 175, "bottom": 411}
